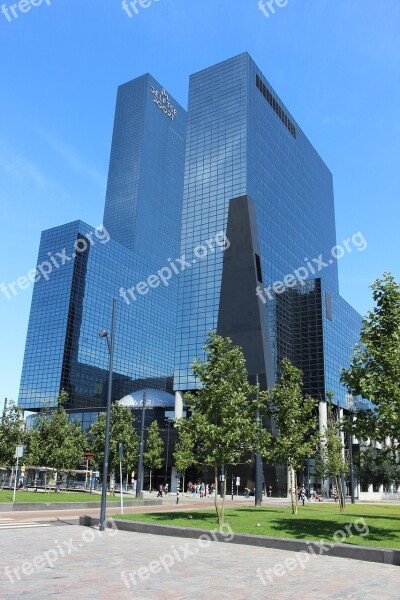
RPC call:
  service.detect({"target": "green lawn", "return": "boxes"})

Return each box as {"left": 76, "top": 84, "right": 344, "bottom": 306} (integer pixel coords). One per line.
{"left": 114, "top": 504, "right": 400, "bottom": 549}
{"left": 0, "top": 490, "right": 126, "bottom": 503}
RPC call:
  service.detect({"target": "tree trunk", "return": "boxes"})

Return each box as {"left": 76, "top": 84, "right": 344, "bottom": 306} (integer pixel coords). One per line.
{"left": 336, "top": 475, "right": 345, "bottom": 511}
{"left": 289, "top": 466, "right": 297, "bottom": 514}
{"left": 294, "top": 470, "right": 298, "bottom": 515}
{"left": 182, "top": 472, "right": 185, "bottom": 496}
{"left": 214, "top": 467, "right": 220, "bottom": 523}
{"left": 149, "top": 469, "right": 152, "bottom": 492}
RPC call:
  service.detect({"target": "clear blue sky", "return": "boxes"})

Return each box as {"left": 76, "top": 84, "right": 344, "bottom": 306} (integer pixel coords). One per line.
{"left": 1, "top": 0, "right": 399, "bottom": 411}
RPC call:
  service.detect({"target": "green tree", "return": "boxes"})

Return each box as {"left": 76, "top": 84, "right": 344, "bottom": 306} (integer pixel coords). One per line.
{"left": 90, "top": 403, "right": 139, "bottom": 492}
{"left": 0, "top": 401, "right": 25, "bottom": 470}
{"left": 314, "top": 392, "right": 347, "bottom": 511}
{"left": 173, "top": 425, "right": 195, "bottom": 493}
{"left": 341, "top": 273, "right": 400, "bottom": 450}
{"left": 183, "top": 332, "right": 270, "bottom": 525}
{"left": 143, "top": 420, "right": 164, "bottom": 491}
{"left": 355, "top": 447, "right": 400, "bottom": 491}
{"left": 264, "top": 359, "right": 318, "bottom": 515}
{"left": 24, "top": 391, "right": 87, "bottom": 491}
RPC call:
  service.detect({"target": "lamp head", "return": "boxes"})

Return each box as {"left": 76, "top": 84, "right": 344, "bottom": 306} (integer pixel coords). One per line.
{"left": 99, "top": 330, "right": 108, "bottom": 339}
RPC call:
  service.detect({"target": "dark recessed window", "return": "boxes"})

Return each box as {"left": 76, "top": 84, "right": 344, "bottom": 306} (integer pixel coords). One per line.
{"left": 255, "top": 253, "right": 263, "bottom": 283}
{"left": 256, "top": 74, "right": 297, "bottom": 138}
{"left": 326, "top": 292, "right": 333, "bottom": 321}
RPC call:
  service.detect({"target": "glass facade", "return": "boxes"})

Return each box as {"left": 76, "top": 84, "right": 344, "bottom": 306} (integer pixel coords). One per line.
{"left": 19, "top": 75, "right": 186, "bottom": 420}
{"left": 103, "top": 74, "right": 186, "bottom": 265}
{"left": 173, "top": 53, "right": 364, "bottom": 411}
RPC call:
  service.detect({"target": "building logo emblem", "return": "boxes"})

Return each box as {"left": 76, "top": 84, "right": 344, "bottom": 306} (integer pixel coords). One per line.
{"left": 150, "top": 86, "right": 177, "bottom": 121}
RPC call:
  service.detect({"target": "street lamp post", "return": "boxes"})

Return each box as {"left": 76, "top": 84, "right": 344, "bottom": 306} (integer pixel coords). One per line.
{"left": 136, "top": 392, "right": 147, "bottom": 498}
{"left": 98, "top": 298, "right": 116, "bottom": 532}
{"left": 345, "top": 397, "right": 356, "bottom": 504}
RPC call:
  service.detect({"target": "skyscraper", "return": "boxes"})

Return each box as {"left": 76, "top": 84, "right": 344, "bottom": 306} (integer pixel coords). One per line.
{"left": 173, "top": 52, "right": 365, "bottom": 424}
{"left": 18, "top": 74, "right": 186, "bottom": 430}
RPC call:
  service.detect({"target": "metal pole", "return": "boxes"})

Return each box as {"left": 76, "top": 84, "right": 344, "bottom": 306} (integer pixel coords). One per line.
{"left": 349, "top": 414, "right": 355, "bottom": 504}
{"left": 255, "top": 374, "right": 263, "bottom": 507}
{"left": 136, "top": 392, "right": 147, "bottom": 498}
{"left": 231, "top": 473, "right": 234, "bottom": 501}
{"left": 99, "top": 298, "right": 116, "bottom": 531}
{"left": 119, "top": 457, "right": 124, "bottom": 514}
{"left": 13, "top": 451, "right": 19, "bottom": 502}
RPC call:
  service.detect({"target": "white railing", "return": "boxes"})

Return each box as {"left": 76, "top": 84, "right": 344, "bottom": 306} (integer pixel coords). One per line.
{"left": 359, "top": 491, "right": 400, "bottom": 502}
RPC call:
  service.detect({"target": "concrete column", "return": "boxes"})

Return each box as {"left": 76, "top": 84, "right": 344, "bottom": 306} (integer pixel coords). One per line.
{"left": 170, "top": 466, "right": 178, "bottom": 493}
{"left": 318, "top": 400, "right": 328, "bottom": 435}
{"left": 318, "top": 400, "right": 329, "bottom": 497}
{"left": 174, "top": 390, "right": 184, "bottom": 420}
{"left": 355, "top": 480, "right": 361, "bottom": 499}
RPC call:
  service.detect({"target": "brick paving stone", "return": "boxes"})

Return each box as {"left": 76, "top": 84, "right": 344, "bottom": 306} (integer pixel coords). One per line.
{"left": 0, "top": 524, "right": 398, "bottom": 599}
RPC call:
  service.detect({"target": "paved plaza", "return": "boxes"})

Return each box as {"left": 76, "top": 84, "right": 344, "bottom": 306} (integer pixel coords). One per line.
{"left": 0, "top": 520, "right": 399, "bottom": 600}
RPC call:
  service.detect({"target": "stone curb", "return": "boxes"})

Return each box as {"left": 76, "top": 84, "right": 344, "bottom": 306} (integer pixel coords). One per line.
{"left": 79, "top": 515, "right": 400, "bottom": 567}
{"left": 0, "top": 499, "right": 162, "bottom": 512}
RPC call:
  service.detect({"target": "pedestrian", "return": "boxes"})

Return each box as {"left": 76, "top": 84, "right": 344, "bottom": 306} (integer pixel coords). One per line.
{"left": 301, "top": 486, "right": 306, "bottom": 506}
{"left": 268, "top": 485, "right": 272, "bottom": 497}
{"left": 157, "top": 484, "right": 163, "bottom": 497}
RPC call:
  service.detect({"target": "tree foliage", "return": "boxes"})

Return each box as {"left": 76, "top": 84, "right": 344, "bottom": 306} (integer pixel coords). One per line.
{"left": 182, "top": 332, "right": 270, "bottom": 525}
{"left": 173, "top": 425, "right": 195, "bottom": 493}
{"left": 0, "top": 401, "right": 25, "bottom": 468}
{"left": 90, "top": 403, "right": 139, "bottom": 478}
{"left": 24, "top": 391, "right": 87, "bottom": 490}
{"left": 143, "top": 420, "right": 164, "bottom": 491}
{"left": 314, "top": 392, "right": 347, "bottom": 510}
{"left": 263, "top": 359, "right": 318, "bottom": 514}
{"left": 341, "top": 273, "right": 400, "bottom": 449}
{"left": 355, "top": 447, "right": 400, "bottom": 491}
